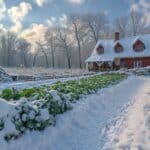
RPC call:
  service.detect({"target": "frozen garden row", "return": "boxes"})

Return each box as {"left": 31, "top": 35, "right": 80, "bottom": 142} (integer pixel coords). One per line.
{"left": 0, "top": 73, "right": 126, "bottom": 142}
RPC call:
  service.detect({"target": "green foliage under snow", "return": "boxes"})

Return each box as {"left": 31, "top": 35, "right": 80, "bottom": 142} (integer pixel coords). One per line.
{"left": 0, "top": 73, "right": 127, "bottom": 141}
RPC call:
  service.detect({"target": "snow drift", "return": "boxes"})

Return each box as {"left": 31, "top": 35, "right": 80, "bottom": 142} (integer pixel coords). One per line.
{"left": 0, "top": 67, "right": 12, "bottom": 83}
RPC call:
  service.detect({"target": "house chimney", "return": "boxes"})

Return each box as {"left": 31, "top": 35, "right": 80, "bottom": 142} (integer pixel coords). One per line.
{"left": 115, "top": 32, "right": 120, "bottom": 41}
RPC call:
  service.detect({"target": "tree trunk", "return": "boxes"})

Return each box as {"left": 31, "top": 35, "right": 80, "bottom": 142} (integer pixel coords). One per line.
{"left": 23, "top": 53, "right": 27, "bottom": 67}
{"left": 67, "top": 56, "right": 71, "bottom": 69}
{"left": 43, "top": 51, "right": 49, "bottom": 68}
{"left": 33, "top": 54, "right": 37, "bottom": 67}
{"left": 51, "top": 48, "right": 55, "bottom": 68}
{"left": 75, "top": 25, "right": 82, "bottom": 69}
{"left": 77, "top": 39, "right": 82, "bottom": 69}
{"left": 65, "top": 46, "right": 71, "bottom": 69}
{"left": 7, "top": 48, "right": 11, "bottom": 67}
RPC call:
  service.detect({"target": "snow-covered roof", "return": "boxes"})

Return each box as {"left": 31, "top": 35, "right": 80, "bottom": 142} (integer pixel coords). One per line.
{"left": 85, "top": 34, "right": 150, "bottom": 62}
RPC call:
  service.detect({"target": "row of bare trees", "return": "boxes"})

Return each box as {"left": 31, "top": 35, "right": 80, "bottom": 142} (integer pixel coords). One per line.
{"left": 114, "top": 10, "right": 149, "bottom": 38}
{"left": 37, "top": 13, "right": 109, "bottom": 69}
{"left": 0, "top": 11, "right": 149, "bottom": 69}
{"left": 0, "top": 31, "right": 31, "bottom": 67}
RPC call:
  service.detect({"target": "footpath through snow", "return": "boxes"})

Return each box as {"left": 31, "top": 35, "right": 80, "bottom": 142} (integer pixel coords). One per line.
{"left": 1, "top": 76, "right": 149, "bottom": 150}
{"left": 103, "top": 77, "right": 150, "bottom": 150}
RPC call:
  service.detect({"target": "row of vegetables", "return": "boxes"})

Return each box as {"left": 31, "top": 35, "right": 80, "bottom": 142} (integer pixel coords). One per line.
{"left": 0, "top": 73, "right": 127, "bottom": 141}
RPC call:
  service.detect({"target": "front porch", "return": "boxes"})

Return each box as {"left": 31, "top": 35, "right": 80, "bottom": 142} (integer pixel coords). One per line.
{"left": 87, "top": 56, "right": 150, "bottom": 71}
{"left": 87, "top": 61, "right": 112, "bottom": 71}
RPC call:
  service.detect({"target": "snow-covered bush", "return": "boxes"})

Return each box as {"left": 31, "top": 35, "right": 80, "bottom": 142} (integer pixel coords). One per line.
{"left": 3, "top": 99, "right": 56, "bottom": 141}
{"left": 0, "top": 118, "right": 4, "bottom": 131}
{"left": 1, "top": 89, "right": 13, "bottom": 100}
{"left": 12, "top": 100, "right": 55, "bottom": 132}
{"left": 34, "top": 90, "right": 72, "bottom": 116}
{"left": 1, "top": 88, "right": 21, "bottom": 101}
{"left": 50, "top": 73, "right": 126, "bottom": 101}
{"left": 0, "top": 66, "right": 12, "bottom": 83}
{"left": 4, "top": 131, "right": 21, "bottom": 142}
{"left": 2, "top": 93, "right": 72, "bottom": 141}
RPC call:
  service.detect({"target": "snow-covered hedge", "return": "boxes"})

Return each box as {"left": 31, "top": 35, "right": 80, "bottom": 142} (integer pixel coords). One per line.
{"left": 4, "top": 99, "right": 56, "bottom": 141}
{"left": 0, "top": 67, "right": 12, "bottom": 83}
{"left": 119, "top": 67, "right": 150, "bottom": 76}
{"left": 0, "top": 73, "right": 127, "bottom": 141}
{"left": 0, "top": 118, "right": 4, "bottom": 131}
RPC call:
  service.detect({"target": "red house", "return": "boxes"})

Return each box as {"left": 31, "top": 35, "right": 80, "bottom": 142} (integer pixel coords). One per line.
{"left": 85, "top": 32, "right": 150, "bottom": 71}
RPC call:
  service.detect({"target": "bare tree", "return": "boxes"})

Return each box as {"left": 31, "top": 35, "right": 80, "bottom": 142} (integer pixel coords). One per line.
{"left": 17, "top": 38, "right": 31, "bottom": 67}
{"left": 130, "top": 10, "right": 147, "bottom": 36}
{"left": 32, "top": 52, "right": 38, "bottom": 67}
{"left": 0, "top": 34, "right": 7, "bottom": 66}
{"left": 36, "top": 41, "right": 49, "bottom": 68}
{"left": 83, "top": 13, "right": 108, "bottom": 43}
{"left": 69, "top": 14, "right": 86, "bottom": 69}
{"left": 114, "top": 16, "right": 129, "bottom": 38}
{"left": 0, "top": 31, "right": 18, "bottom": 66}
{"left": 44, "top": 28, "right": 57, "bottom": 68}
{"left": 56, "top": 28, "right": 73, "bottom": 69}
{"left": 8, "top": 32, "right": 18, "bottom": 66}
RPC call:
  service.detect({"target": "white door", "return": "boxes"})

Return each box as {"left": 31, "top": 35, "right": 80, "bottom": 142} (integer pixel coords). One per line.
{"left": 134, "top": 61, "right": 142, "bottom": 68}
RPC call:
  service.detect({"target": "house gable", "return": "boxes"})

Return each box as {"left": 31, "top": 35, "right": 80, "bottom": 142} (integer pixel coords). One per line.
{"left": 96, "top": 44, "right": 104, "bottom": 54}
{"left": 133, "top": 39, "right": 145, "bottom": 52}
{"left": 114, "top": 42, "right": 124, "bottom": 53}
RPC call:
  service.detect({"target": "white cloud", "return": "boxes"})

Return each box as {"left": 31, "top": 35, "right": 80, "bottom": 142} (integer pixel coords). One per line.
{"left": 0, "top": 0, "right": 6, "bottom": 20}
{"left": 10, "top": 22, "right": 22, "bottom": 33}
{"left": 46, "top": 14, "right": 68, "bottom": 28}
{"left": 131, "top": 4, "right": 139, "bottom": 12}
{"left": 130, "top": 0, "right": 150, "bottom": 24}
{"left": 67, "top": 0, "right": 85, "bottom": 4}
{"left": 35, "top": 0, "right": 47, "bottom": 7}
{"left": 21, "top": 23, "right": 48, "bottom": 51}
{"left": 8, "top": 2, "right": 32, "bottom": 32}
{"left": 0, "top": 24, "right": 6, "bottom": 32}
{"left": 139, "top": 0, "right": 150, "bottom": 9}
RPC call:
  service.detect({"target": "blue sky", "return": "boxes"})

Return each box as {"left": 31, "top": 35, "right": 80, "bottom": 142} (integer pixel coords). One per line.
{"left": 4, "top": 0, "right": 131, "bottom": 27}
{"left": 0, "top": 0, "right": 149, "bottom": 45}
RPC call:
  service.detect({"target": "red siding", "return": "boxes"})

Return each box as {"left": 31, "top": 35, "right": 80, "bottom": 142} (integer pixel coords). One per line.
{"left": 93, "top": 62, "right": 99, "bottom": 71}
{"left": 120, "top": 57, "right": 150, "bottom": 68}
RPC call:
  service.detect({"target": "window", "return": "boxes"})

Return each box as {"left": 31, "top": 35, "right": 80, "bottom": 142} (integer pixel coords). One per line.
{"left": 96, "top": 44, "right": 104, "bottom": 54}
{"left": 134, "top": 61, "right": 142, "bottom": 68}
{"left": 133, "top": 39, "right": 145, "bottom": 52}
{"left": 114, "top": 43, "right": 123, "bottom": 53}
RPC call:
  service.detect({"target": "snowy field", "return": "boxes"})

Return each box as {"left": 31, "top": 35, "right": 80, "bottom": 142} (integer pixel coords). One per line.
{"left": 4, "top": 67, "right": 89, "bottom": 76}
{"left": 0, "top": 75, "right": 149, "bottom": 150}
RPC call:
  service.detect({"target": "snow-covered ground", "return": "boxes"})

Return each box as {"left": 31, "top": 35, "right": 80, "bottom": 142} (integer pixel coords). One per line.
{"left": 0, "top": 76, "right": 149, "bottom": 150}
{"left": 4, "top": 67, "right": 89, "bottom": 76}
{"left": 103, "top": 76, "right": 150, "bottom": 150}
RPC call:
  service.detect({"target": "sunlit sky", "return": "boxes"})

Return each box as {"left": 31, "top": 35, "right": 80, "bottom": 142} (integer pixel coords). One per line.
{"left": 0, "top": 0, "right": 149, "bottom": 43}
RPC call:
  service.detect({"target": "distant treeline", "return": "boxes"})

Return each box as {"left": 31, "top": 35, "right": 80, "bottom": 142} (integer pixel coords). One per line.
{"left": 0, "top": 11, "right": 149, "bottom": 69}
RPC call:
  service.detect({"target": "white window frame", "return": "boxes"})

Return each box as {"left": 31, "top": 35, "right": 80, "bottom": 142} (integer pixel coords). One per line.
{"left": 134, "top": 60, "right": 142, "bottom": 68}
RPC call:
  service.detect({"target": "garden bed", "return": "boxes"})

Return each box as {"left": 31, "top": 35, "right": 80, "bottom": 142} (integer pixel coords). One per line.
{"left": 0, "top": 73, "right": 127, "bottom": 142}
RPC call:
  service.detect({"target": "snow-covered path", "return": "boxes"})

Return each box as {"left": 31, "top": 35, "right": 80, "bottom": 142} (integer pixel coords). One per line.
{"left": 103, "top": 77, "right": 150, "bottom": 150}
{"left": 2, "top": 76, "right": 149, "bottom": 150}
